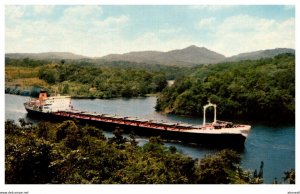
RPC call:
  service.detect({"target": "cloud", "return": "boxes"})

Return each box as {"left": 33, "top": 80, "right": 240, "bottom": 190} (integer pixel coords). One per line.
{"left": 284, "top": 5, "right": 294, "bottom": 10}
{"left": 59, "top": 6, "right": 128, "bottom": 33}
{"left": 210, "top": 15, "right": 295, "bottom": 56}
{"left": 219, "top": 14, "right": 276, "bottom": 33}
{"left": 97, "top": 15, "right": 129, "bottom": 27}
{"left": 190, "top": 5, "right": 235, "bottom": 12}
{"left": 5, "top": 5, "right": 130, "bottom": 56}
{"left": 158, "top": 26, "right": 181, "bottom": 34}
{"left": 197, "top": 17, "right": 216, "bottom": 29}
{"left": 32, "top": 5, "right": 55, "bottom": 15}
{"left": 5, "top": 5, "right": 26, "bottom": 19}
{"left": 6, "top": 5, "right": 55, "bottom": 21}
{"left": 62, "top": 5, "right": 103, "bottom": 21}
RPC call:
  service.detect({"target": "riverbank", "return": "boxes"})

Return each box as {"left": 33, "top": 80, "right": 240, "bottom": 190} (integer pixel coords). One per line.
{"left": 5, "top": 86, "right": 159, "bottom": 100}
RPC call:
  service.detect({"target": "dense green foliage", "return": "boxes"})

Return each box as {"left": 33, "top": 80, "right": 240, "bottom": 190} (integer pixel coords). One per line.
{"left": 283, "top": 169, "right": 296, "bottom": 184}
{"left": 5, "top": 57, "right": 49, "bottom": 67}
{"left": 40, "top": 64, "right": 169, "bottom": 98}
{"left": 5, "top": 119, "right": 265, "bottom": 184}
{"left": 6, "top": 58, "right": 194, "bottom": 98}
{"left": 156, "top": 54, "right": 295, "bottom": 122}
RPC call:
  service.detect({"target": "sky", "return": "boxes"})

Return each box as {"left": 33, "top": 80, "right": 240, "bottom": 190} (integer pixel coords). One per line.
{"left": 5, "top": 5, "right": 295, "bottom": 57}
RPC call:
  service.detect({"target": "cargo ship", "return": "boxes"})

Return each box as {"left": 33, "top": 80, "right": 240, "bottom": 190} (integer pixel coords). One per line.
{"left": 24, "top": 91, "right": 251, "bottom": 147}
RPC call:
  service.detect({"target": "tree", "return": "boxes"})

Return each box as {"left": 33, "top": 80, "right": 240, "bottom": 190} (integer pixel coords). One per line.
{"left": 283, "top": 169, "right": 295, "bottom": 184}
{"left": 62, "top": 83, "right": 70, "bottom": 94}
{"left": 251, "top": 161, "right": 264, "bottom": 184}
{"left": 5, "top": 119, "right": 269, "bottom": 184}
{"left": 6, "top": 133, "right": 52, "bottom": 183}
{"left": 258, "top": 161, "right": 264, "bottom": 179}
{"left": 196, "top": 149, "right": 245, "bottom": 184}
{"left": 38, "top": 68, "right": 59, "bottom": 84}
{"left": 108, "top": 127, "right": 127, "bottom": 149}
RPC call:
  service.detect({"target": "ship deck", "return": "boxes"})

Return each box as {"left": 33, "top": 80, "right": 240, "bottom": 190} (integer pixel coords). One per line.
{"left": 52, "top": 109, "right": 250, "bottom": 137}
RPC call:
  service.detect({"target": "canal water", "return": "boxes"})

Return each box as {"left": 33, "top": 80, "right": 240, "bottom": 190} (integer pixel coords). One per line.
{"left": 5, "top": 94, "right": 295, "bottom": 183}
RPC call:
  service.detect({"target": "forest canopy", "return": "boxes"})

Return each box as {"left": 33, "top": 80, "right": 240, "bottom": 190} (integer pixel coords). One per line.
{"left": 5, "top": 58, "right": 190, "bottom": 98}
{"left": 6, "top": 119, "right": 276, "bottom": 184}
{"left": 155, "top": 53, "right": 295, "bottom": 122}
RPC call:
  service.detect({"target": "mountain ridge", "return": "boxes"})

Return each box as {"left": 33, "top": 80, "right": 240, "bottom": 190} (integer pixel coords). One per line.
{"left": 6, "top": 46, "right": 295, "bottom": 66}
{"left": 226, "top": 48, "right": 295, "bottom": 62}
{"left": 6, "top": 52, "right": 88, "bottom": 60}
{"left": 101, "top": 45, "right": 226, "bottom": 65}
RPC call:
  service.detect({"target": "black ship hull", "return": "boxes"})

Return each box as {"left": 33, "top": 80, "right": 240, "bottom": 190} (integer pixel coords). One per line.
{"left": 25, "top": 109, "right": 247, "bottom": 149}
{"left": 88, "top": 121, "right": 246, "bottom": 148}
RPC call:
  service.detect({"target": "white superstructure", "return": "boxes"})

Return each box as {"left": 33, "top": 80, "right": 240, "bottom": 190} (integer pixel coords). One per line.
{"left": 24, "top": 91, "right": 72, "bottom": 113}
{"left": 42, "top": 95, "right": 71, "bottom": 113}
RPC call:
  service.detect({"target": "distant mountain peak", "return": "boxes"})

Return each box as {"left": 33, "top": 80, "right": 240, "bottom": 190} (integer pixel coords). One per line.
{"left": 186, "top": 45, "right": 198, "bottom": 48}
{"left": 183, "top": 45, "right": 206, "bottom": 50}
{"left": 101, "top": 45, "right": 226, "bottom": 65}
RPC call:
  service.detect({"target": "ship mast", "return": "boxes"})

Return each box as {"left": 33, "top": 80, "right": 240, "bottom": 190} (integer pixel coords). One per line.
{"left": 203, "top": 100, "right": 217, "bottom": 126}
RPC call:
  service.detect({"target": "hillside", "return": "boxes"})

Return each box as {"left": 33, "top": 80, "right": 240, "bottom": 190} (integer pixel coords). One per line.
{"left": 226, "top": 48, "right": 295, "bottom": 62}
{"left": 5, "top": 52, "right": 88, "bottom": 60}
{"left": 101, "top": 45, "right": 226, "bottom": 65}
{"left": 156, "top": 53, "right": 295, "bottom": 122}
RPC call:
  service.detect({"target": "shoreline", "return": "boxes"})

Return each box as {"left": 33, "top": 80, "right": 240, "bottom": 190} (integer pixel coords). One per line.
{"left": 4, "top": 88, "right": 158, "bottom": 100}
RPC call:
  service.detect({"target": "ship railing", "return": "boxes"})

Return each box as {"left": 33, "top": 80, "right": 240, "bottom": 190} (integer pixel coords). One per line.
{"left": 177, "top": 123, "right": 193, "bottom": 128}
{"left": 216, "top": 120, "right": 249, "bottom": 128}
{"left": 56, "top": 109, "right": 201, "bottom": 131}
{"left": 213, "top": 120, "right": 228, "bottom": 124}
{"left": 136, "top": 119, "right": 149, "bottom": 123}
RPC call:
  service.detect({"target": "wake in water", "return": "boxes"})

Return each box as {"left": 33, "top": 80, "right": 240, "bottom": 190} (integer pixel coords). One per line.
{"left": 7, "top": 108, "right": 27, "bottom": 113}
